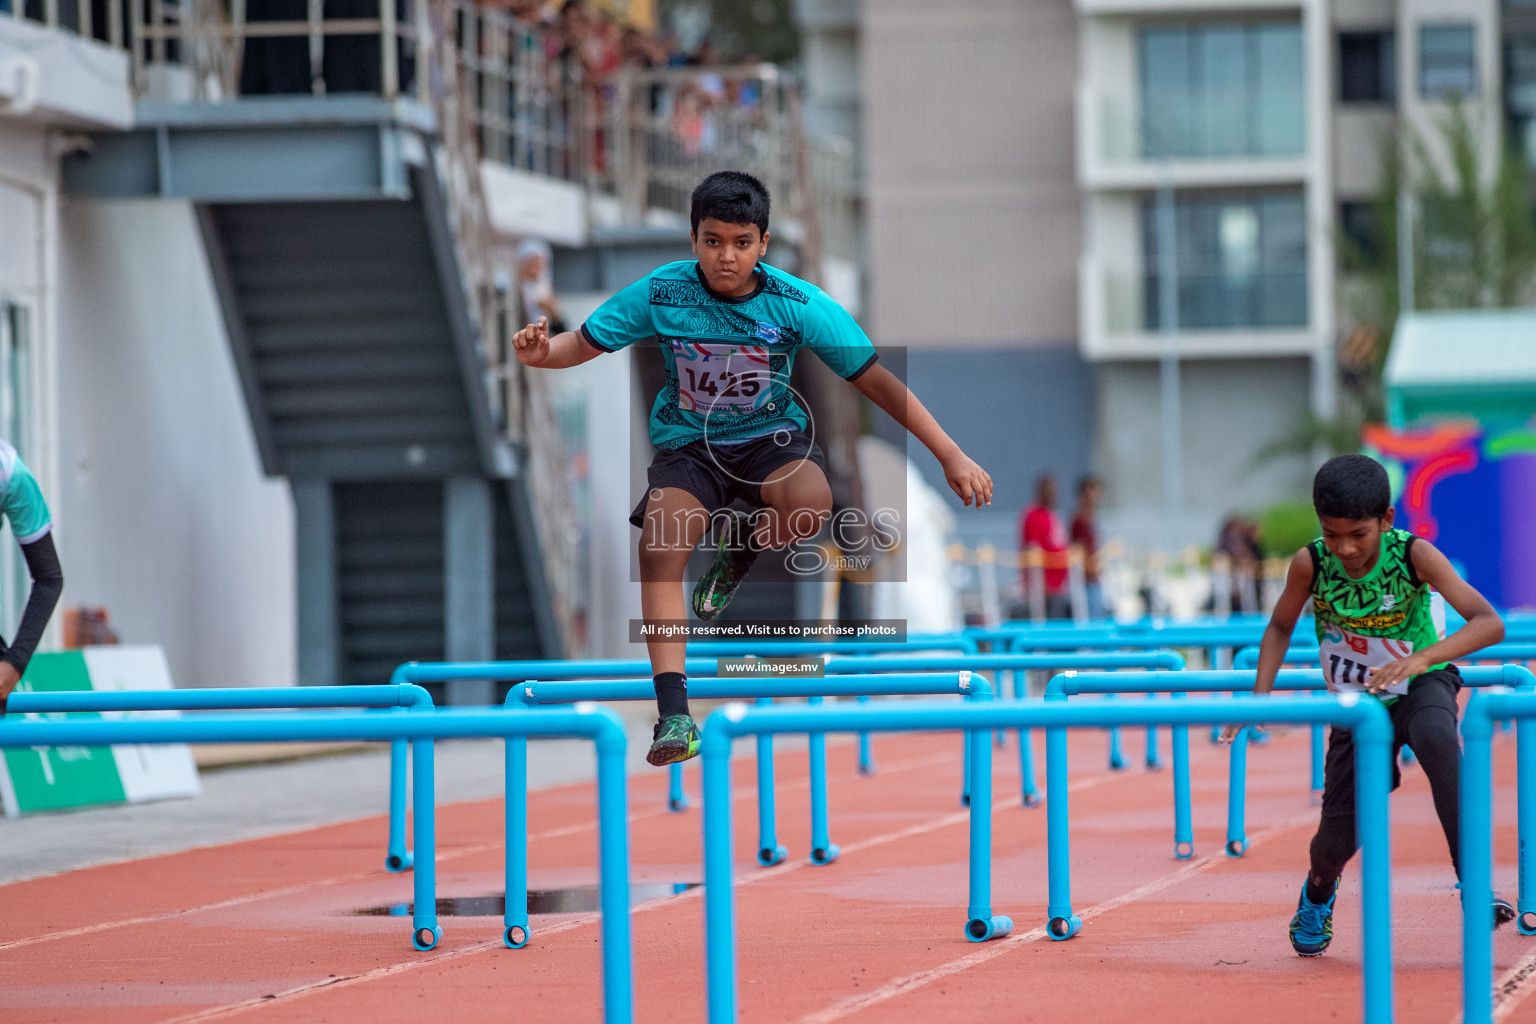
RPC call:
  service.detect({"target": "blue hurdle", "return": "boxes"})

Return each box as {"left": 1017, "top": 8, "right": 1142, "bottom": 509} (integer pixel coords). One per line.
{"left": 0, "top": 704, "right": 634, "bottom": 1023}
{"left": 699, "top": 695, "right": 1394, "bottom": 1024}
{"left": 1233, "top": 643, "right": 1536, "bottom": 786}
{"left": 502, "top": 671, "right": 980, "bottom": 947}
{"left": 6, "top": 683, "right": 432, "bottom": 873}
{"left": 1048, "top": 666, "right": 1535, "bottom": 880}
{"left": 820, "top": 650, "right": 1184, "bottom": 804}
{"left": 1462, "top": 688, "right": 1536, "bottom": 1023}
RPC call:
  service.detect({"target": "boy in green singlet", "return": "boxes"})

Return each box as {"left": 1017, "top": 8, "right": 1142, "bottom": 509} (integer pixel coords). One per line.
{"left": 512, "top": 171, "right": 993, "bottom": 767}
{"left": 1221, "top": 454, "right": 1508, "bottom": 955}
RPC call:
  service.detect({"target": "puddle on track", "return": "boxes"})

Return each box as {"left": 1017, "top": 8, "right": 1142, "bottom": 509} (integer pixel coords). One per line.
{"left": 351, "top": 882, "right": 700, "bottom": 917}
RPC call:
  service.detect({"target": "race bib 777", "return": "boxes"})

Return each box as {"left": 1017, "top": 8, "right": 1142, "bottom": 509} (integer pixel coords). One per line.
{"left": 1319, "top": 625, "right": 1415, "bottom": 696}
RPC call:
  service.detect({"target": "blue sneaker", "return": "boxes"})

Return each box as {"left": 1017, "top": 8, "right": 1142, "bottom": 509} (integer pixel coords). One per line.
{"left": 1289, "top": 879, "right": 1337, "bottom": 956}
{"left": 1457, "top": 884, "right": 1517, "bottom": 928}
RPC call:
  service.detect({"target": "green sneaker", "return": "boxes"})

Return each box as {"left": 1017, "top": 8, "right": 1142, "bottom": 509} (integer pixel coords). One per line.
{"left": 647, "top": 714, "right": 701, "bottom": 766}
{"left": 692, "top": 513, "right": 759, "bottom": 621}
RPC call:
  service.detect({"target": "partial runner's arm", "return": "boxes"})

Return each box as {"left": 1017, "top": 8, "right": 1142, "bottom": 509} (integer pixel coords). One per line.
{"left": 513, "top": 316, "right": 604, "bottom": 370}
{"left": 0, "top": 533, "right": 63, "bottom": 705}
{"left": 1364, "top": 539, "right": 1504, "bottom": 694}
{"left": 1218, "top": 547, "right": 1312, "bottom": 743}
{"left": 851, "top": 363, "right": 993, "bottom": 508}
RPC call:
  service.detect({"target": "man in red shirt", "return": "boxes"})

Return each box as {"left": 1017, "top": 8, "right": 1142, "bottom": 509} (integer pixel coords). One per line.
{"left": 1020, "top": 475, "right": 1071, "bottom": 619}
{"left": 1070, "top": 475, "right": 1106, "bottom": 619}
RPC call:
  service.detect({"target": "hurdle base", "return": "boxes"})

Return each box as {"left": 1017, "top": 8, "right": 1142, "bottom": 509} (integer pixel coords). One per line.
{"left": 811, "top": 844, "right": 841, "bottom": 866}
{"left": 1047, "top": 915, "right": 1082, "bottom": 941}
{"left": 1519, "top": 910, "right": 1536, "bottom": 936}
{"left": 385, "top": 851, "right": 414, "bottom": 873}
{"left": 504, "top": 922, "right": 529, "bottom": 948}
{"left": 1225, "top": 838, "right": 1248, "bottom": 858}
{"left": 757, "top": 844, "right": 788, "bottom": 867}
{"left": 412, "top": 924, "right": 442, "bottom": 951}
{"left": 965, "top": 915, "right": 1013, "bottom": 943}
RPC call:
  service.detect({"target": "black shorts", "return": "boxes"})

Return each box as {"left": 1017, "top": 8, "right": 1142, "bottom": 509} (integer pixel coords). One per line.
{"left": 629, "top": 431, "right": 827, "bottom": 527}
{"left": 1318, "top": 666, "right": 1461, "bottom": 820}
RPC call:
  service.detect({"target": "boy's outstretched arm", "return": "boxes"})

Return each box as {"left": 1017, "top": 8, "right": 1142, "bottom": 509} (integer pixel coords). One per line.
{"left": 1218, "top": 548, "right": 1313, "bottom": 743}
{"left": 1365, "top": 540, "right": 1505, "bottom": 694}
{"left": 513, "top": 316, "right": 603, "bottom": 370}
{"left": 850, "top": 363, "right": 994, "bottom": 508}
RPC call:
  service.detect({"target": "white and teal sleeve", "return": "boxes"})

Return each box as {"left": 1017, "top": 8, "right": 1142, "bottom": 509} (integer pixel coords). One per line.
{"left": 3, "top": 460, "right": 52, "bottom": 545}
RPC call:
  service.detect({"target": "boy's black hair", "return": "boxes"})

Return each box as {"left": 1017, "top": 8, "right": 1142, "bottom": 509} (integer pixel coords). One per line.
{"left": 1313, "top": 454, "right": 1392, "bottom": 520}
{"left": 690, "top": 171, "right": 770, "bottom": 235}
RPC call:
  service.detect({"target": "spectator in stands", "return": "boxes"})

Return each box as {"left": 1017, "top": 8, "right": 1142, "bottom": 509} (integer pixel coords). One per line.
{"left": 556, "top": 0, "right": 593, "bottom": 76}
{"left": 1216, "top": 515, "right": 1265, "bottom": 613}
{"left": 1070, "top": 474, "right": 1106, "bottom": 619}
{"left": 1021, "top": 475, "right": 1071, "bottom": 619}
{"left": 517, "top": 238, "right": 566, "bottom": 334}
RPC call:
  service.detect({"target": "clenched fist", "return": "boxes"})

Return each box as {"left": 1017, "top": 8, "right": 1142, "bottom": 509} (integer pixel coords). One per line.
{"left": 513, "top": 316, "right": 552, "bottom": 367}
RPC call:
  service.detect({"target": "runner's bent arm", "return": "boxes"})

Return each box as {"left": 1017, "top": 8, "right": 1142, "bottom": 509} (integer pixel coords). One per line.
{"left": 1365, "top": 540, "right": 1504, "bottom": 694}
{"left": 0, "top": 533, "right": 63, "bottom": 705}
{"left": 1219, "top": 548, "right": 1311, "bottom": 742}
{"left": 513, "top": 316, "right": 604, "bottom": 370}
{"left": 850, "top": 363, "right": 994, "bottom": 509}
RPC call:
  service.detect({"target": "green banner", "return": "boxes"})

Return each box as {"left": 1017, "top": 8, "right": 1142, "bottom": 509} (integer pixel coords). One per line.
{"left": 2, "top": 652, "right": 127, "bottom": 813}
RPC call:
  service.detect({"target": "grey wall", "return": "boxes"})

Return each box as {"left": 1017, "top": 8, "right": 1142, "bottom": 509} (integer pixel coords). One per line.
{"left": 1094, "top": 357, "right": 1313, "bottom": 548}
{"left": 57, "top": 199, "right": 297, "bottom": 689}
{"left": 878, "top": 344, "right": 1095, "bottom": 547}
{"left": 861, "top": 0, "right": 1080, "bottom": 348}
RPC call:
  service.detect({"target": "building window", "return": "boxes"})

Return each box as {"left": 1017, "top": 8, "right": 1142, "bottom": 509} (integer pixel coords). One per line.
{"left": 1339, "top": 201, "right": 1381, "bottom": 263}
{"left": 1139, "top": 22, "right": 1305, "bottom": 160}
{"left": 1507, "top": 36, "right": 1536, "bottom": 165}
{"left": 1419, "top": 24, "right": 1477, "bottom": 99}
{"left": 1141, "top": 190, "right": 1308, "bottom": 330}
{"left": 1339, "top": 31, "right": 1397, "bottom": 103}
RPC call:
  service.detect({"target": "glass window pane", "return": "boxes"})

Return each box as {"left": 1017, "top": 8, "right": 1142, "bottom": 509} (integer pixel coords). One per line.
{"left": 1420, "top": 24, "right": 1477, "bottom": 99}
{"left": 1142, "top": 28, "right": 1194, "bottom": 158}
{"left": 1200, "top": 26, "right": 1249, "bottom": 157}
{"left": 1138, "top": 20, "right": 1304, "bottom": 160}
{"left": 1141, "top": 190, "right": 1308, "bottom": 330}
{"left": 1255, "top": 23, "right": 1305, "bottom": 154}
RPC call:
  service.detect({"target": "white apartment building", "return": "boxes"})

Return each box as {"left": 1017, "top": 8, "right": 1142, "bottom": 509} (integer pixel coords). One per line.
{"left": 1076, "top": 0, "right": 1505, "bottom": 545}
{"left": 800, "top": 0, "right": 1515, "bottom": 551}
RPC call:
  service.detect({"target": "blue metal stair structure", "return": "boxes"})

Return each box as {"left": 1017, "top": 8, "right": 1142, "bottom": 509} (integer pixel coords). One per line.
{"left": 64, "top": 96, "right": 563, "bottom": 690}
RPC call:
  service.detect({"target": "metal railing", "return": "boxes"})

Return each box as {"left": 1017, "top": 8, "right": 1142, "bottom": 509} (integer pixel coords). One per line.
{"left": 41, "top": 0, "right": 856, "bottom": 656}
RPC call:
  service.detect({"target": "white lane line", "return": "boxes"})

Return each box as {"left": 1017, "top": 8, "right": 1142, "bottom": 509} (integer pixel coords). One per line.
{"left": 1492, "top": 944, "right": 1536, "bottom": 1020}
{"left": 794, "top": 812, "right": 1317, "bottom": 1024}
{"left": 143, "top": 746, "right": 1186, "bottom": 1021}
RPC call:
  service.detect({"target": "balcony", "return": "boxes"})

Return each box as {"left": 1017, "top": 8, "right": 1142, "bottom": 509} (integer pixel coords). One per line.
{"left": 1076, "top": 0, "right": 1303, "bottom": 16}
{"left": 1077, "top": 87, "right": 1310, "bottom": 189}
{"left": 1080, "top": 258, "right": 1318, "bottom": 359}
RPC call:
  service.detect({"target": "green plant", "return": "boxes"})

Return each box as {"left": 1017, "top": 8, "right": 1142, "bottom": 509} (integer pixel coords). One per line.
{"left": 1260, "top": 100, "right": 1536, "bottom": 467}
{"left": 1255, "top": 502, "right": 1317, "bottom": 559}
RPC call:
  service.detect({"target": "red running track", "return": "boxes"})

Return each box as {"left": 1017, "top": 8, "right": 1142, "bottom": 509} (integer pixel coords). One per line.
{"left": 1, "top": 718, "right": 1532, "bottom": 1024}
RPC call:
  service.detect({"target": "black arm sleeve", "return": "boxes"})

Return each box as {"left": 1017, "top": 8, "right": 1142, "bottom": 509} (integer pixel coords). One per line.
{"left": 0, "top": 532, "right": 63, "bottom": 675}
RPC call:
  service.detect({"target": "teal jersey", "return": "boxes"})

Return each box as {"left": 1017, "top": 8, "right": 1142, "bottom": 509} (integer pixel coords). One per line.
{"left": 579, "top": 261, "right": 878, "bottom": 450}
{"left": 0, "top": 440, "right": 51, "bottom": 545}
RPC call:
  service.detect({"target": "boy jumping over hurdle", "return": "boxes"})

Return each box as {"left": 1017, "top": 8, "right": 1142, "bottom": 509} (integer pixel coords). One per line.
{"left": 1222, "top": 453, "right": 1510, "bottom": 955}
{"left": 513, "top": 171, "right": 992, "bottom": 767}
